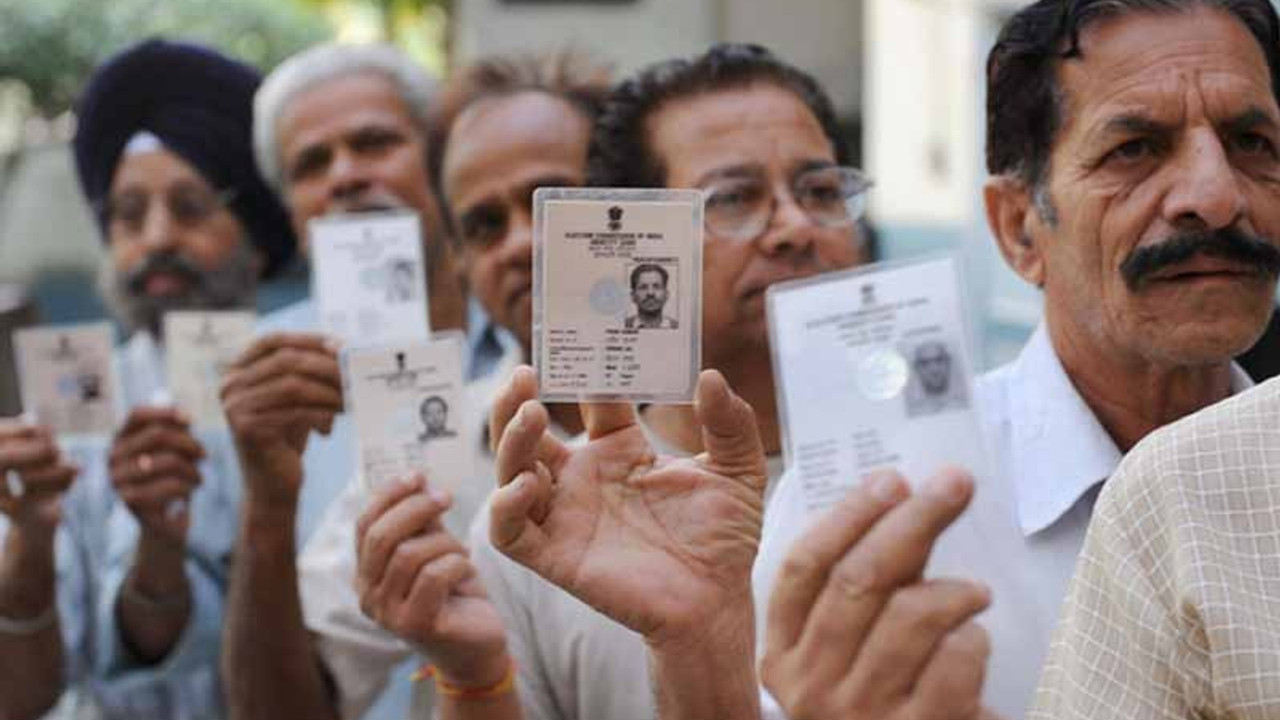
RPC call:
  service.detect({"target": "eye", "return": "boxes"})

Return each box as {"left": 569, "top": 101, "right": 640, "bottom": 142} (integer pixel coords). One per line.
{"left": 1103, "top": 137, "right": 1158, "bottom": 166}
{"left": 1231, "top": 131, "right": 1277, "bottom": 159}
{"left": 460, "top": 206, "right": 507, "bottom": 247}
{"left": 351, "top": 128, "right": 403, "bottom": 155}
{"left": 706, "top": 181, "right": 764, "bottom": 213}
{"left": 288, "top": 147, "right": 330, "bottom": 182}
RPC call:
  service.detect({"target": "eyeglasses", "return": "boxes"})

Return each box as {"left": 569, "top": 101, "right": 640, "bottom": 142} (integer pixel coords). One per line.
{"left": 103, "top": 185, "right": 237, "bottom": 236}
{"left": 701, "top": 166, "right": 872, "bottom": 243}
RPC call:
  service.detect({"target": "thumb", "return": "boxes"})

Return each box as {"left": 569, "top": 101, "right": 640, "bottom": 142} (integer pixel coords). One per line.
{"left": 694, "top": 370, "right": 765, "bottom": 482}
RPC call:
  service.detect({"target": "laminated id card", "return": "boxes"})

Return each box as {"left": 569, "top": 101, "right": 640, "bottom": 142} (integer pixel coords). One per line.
{"left": 768, "top": 256, "right": 988, "bottom": 511}
{"left": 342, "top": 333, "right": 470, "bottom": 492}
{"left": 13, "top": 322, "right": 119, "bottom": 436}
{"left": 163, "top": 311, "right": 256, "bottom": 429}
{"left": 310, "top": 210, "right": 430, "bottom": 347}
{"left": 533, "top": 188, "right": 702, "bottom": 403}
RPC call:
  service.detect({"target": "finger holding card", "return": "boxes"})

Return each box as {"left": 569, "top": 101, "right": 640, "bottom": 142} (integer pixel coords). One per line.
{"left": 108, "top": 406, "right": 206, "bottom": 544}
{"left": 0, "top": 420, "right": 78, "bottom": 530}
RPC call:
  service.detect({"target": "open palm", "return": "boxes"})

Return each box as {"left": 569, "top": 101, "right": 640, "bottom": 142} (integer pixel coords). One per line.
{"left": 488, "top": 367, "right": 767, "bottom": 645}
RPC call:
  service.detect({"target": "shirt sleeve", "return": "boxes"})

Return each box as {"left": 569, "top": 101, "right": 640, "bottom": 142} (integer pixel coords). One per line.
{"left": 300, "top": 478, "right": 414, "bottom": 720}
{"left": 89, "top": 440, "right": 231, "bottom": 718}
{"left": 467, "top": 505, "right": 564, "bottom": 720}
{"left": 1029, "top": 461, "right": 1205, "bottom": 720}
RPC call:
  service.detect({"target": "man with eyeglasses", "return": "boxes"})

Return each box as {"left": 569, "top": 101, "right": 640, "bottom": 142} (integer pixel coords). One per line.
{"left": 0, "top": 39, "right": 294, "bottom": 720}
{"left": 358, "top": 43, "right": 873, "bottom": 720}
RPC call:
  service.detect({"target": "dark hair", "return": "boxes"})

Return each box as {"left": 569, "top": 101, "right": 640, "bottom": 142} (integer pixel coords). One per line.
{"left": 986, "top": 0, "right": 1280, "bottom": 187}
{"left": 588, "top": 43, "right": 850, "bottom": 188}
{"left": 426, "top": 49, "right": 613, "bottom": 240}
{"left": 420, "top": 395, "right": 447, "bottom": 413}
{"left": 630, "top": 262, "right": 669, "bottom": 291}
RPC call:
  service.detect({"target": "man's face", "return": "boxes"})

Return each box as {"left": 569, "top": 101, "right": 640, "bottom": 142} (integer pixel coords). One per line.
{"left": 100, "top": 149, "right": 260, "bottom": 335}
{"left": 442, "top": 91, "right": 591, "bottom": 351}
{"left": 648, "top": 84, "right": 867, "bottom": 360}
{"left": 1012, "top": 8, "right": 1280, "bottom": 368}
{"left": 275, "top": 71, "right": 443, "bottom": 256}
{"left": 632, "top": 270, "right": 669, "bottom": 315}
{"left": 914, "top": 343, "right": 951, "bottom": 395}
{"left": 422, "top": 399, "right": 447, "bottom": 432}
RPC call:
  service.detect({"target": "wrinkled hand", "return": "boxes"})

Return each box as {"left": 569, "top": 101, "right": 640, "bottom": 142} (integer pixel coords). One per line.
{"left": 0, "top": 418, "right": 77, "bottom": 531}
{"left": 108, "top": 407, "right": 205, "bottom": 546}
{"left": 356, "top": 474, "right": 510, "bottom": 688}
{"left": 220, "top": 333, "right": 342, "bottom": 508}
{"left": 761, "top": 469, "right": 998, "bottom": 720}
{"left": 488, "top": 366, "right": 767, "bottom": 646}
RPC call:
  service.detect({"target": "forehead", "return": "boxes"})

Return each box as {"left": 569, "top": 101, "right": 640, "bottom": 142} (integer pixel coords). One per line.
{"left": 442, "top": 91, "right": 591, "bottom": 199}
{"left": 1056, "top": 7, "right": 1277, "bottom": 140}
{"left": 276, "top": 71, "right": 420, "bottom": 153}
{"left": 636, "top": 269, "right": 665, "bottom": 282}
{"left": 646, "top": 83, "right": 836, "bottom": 185}
{"left": 110, "top": 148, "right": 208, "bottom": 192}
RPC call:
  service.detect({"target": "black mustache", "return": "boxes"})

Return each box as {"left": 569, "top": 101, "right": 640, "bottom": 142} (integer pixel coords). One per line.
{"left": 1120, "top": 227, "right": 1280, "bottom": 290}
{"left": 124, "top": 251, "right": 205, "bottom": 295}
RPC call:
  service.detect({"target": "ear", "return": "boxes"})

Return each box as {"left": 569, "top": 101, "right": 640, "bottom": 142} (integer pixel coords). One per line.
{"left": 983, "top": 176, "right": 1046, "bottom": 288}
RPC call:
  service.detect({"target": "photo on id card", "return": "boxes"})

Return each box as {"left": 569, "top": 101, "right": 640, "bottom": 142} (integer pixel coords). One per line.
{"left": 533, "top": 188, "right": 702, "bottom": 403}
{"left": 13, "top": 322, "right": 119, "bottom": 436}
{"left": 767, "top": 255, "right": 988, "bottom": 513}
{"left": 309, "top": 210, "right": 430, "bottom": 347}
{"left": 342, "top": 332, "right": 470, "bottom": 493}
{"left": 163, "top": 311, "right": 256, "bottom": 429}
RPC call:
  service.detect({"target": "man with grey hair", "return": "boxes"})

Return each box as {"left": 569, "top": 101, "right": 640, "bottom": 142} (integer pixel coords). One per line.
{"left": 219, "top": 43, "right": 507, "bottom": 720}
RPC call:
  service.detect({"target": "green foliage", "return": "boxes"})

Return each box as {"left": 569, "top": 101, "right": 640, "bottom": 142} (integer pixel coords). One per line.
{"left": 0, "top": 0, "right": 332, "bottom": 117}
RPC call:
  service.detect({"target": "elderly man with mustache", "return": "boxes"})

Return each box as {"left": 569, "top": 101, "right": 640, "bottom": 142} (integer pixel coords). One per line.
{"left": 0, "top": 39, "right": 295, "bottom": 720}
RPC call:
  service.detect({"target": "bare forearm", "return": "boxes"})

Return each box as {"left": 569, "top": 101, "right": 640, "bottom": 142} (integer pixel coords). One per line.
{"left": 648, "top": 607, "right": 762, "bottom": 720}
{"left": 0, "top": 526, "right": 64, "bottom": 720}
{"left": 116, "top": 536, "right": 191, "bottom": 663}
{"left": 223, "top": 504, "right": 338, "bottom": 720}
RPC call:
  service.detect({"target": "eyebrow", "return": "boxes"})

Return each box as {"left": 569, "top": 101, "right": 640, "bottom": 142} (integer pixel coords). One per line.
{"left": 1220, "top": 106, "right": 1280, "bottom": 136}
{"left": 694, "top": 164, "right": 762, "bottom": 188}
{"left": 1098, "top": 114, "right": 1172, "bottom": 138}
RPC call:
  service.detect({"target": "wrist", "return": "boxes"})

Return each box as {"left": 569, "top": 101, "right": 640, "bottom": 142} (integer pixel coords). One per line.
{"left": 434, "top": 647, "right": 513, "bottom": 690}
{"left": 128, "top": 539, "right": 189, "bottom": 599}
{"left": 646, "top": 601, "right": 760, "bottom": 720}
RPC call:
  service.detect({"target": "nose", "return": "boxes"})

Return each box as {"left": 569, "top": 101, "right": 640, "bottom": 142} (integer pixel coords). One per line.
{"left": 139, "top": 199, "right": 179, "bottom": 253}
{"left": 1162, "top": 130, "right": 1246, "bottom": 232}
{"left": 757, "top": 186, "right": 816, "bottom": 256}
{"left": 327, "top": 148, "right": 373, "bottom": 203}
{"left": 502, "top": 208, "right": 534, "bottom": 267}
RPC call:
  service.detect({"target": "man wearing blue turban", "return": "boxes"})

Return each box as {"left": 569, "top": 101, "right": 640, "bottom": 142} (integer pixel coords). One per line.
{"left": 0, "top": 38, "right": 292, "bottom": 720}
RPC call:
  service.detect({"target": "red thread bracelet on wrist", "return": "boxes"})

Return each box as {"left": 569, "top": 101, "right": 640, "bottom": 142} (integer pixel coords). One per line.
{"left": 413, "top": 659, "right": 517, "bottom": 700}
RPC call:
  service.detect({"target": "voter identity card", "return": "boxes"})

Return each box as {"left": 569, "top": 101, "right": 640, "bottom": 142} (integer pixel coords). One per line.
{"left": 163, "top": 311, "right": 256, "bottom": 429}
{"left": 343, "top": 333, "right": 470, "bottom": 493}
{"left": 768, "top": 256, "right": 988, "bottom": 512}
{"left": 13, "top": 322, "right": 119, "bottom": 436}
{"left": 533, "top": 188, "right": 702, "bottom": 403}
{"left": 310, "top": 211, "right": 430, "bottom": 347}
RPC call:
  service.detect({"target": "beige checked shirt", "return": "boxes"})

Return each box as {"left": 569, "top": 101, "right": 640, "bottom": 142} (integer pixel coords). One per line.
{"left": 1031, "top": 376, "right": 1280, "bottom": 720}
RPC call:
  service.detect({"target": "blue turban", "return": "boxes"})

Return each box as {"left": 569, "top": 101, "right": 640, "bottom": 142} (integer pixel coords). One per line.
{"left": 73, "top": 39, "right": 296, "bottom": 278}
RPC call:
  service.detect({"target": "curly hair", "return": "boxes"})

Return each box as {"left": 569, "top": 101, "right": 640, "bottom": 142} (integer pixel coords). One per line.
{"left": 587, "top": 43, "right": 850, "bottom": 189}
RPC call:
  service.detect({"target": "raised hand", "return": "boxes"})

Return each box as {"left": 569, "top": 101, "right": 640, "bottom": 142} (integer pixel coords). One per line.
{"left": 0, "top": 419, "right": 78, "bottom": 531}
{"left": 760, "top": 470, "right": 999, "bottom": 720}
{"left": 487, "top": 365, "right": 767, "bottom": 646}
{"left": 108, "top": 407, "right": 205, "bottom": 545}
{"left": 219, "top": 332, "right": 342, "bottom": 509}
{"left": 355, "top": 474, "right": 510, "bottom": 689}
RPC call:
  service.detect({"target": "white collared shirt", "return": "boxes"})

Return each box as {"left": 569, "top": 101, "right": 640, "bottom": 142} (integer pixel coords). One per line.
{"left": 752, "top": 323, "right": 1254, "bottom": 720}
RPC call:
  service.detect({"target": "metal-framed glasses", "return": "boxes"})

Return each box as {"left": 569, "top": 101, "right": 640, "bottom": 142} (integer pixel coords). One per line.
{"left": 102, "top": 185, "right": 237, "bottom": 236}
{"left": 701, "top": 165, "right": 872, "bottom": 242}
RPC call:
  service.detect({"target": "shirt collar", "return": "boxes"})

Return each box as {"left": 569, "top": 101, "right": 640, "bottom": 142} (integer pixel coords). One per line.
{"left": 1008, "top": 324, "right": 1255, "bottom": 537}
{"left": 465, "top": 296, "right": 521, "bottom": 382}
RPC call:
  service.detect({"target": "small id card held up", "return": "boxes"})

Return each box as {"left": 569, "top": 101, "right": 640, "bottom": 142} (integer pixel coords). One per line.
{"left": 342, "top": 333, "right": 470, "bottom": 493}
{"left": 164, "top": 311, "right": 256, "bottom": 429}
{"left": 13, "top": 322, "right": 119, "bottom": 436}
{"left": 310, "top": 211, "right": 430, "bottom": 347}
{"left": 533, "top": 188, "right": 702, "bottom": 403}
{"left": 768, "top": 256, "right": 988, "bottom": 512}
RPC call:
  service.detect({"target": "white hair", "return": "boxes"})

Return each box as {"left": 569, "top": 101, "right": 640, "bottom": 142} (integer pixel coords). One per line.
{"left": 252, "top": 43, "right": 438, "bottom": 192}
